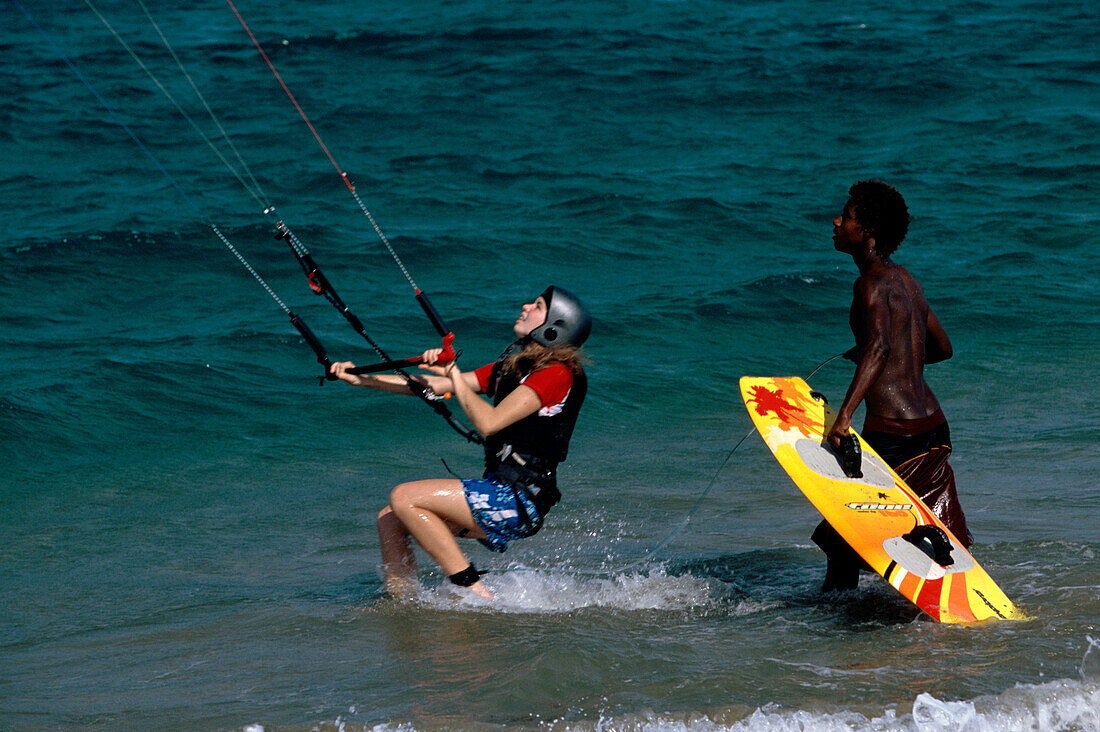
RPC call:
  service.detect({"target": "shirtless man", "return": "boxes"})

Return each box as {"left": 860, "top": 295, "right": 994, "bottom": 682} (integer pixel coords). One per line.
{"left": 815, "top": 180, "right": 971, "bottom": 591}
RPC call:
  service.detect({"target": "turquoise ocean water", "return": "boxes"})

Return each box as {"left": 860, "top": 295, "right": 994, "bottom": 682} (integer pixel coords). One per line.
{"left": 3, "top": 1, "right": 1099, "bottom": 729}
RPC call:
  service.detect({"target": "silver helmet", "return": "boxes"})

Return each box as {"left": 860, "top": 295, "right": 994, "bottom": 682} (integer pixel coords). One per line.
{"left": 528, "top": 286, "right": 592, "bottom": 348}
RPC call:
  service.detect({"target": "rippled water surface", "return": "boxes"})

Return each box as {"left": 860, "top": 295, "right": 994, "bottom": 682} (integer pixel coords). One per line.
{"left": 2, "top": 0, "right": 1098, "bottom": 729}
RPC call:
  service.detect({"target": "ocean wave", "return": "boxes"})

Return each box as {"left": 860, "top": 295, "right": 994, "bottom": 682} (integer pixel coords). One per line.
{"left": 612, "top": 679, "right": 1100, "bottom": 731}
{"left": 286, "top": 678, "right": 1100, "bottom": 731}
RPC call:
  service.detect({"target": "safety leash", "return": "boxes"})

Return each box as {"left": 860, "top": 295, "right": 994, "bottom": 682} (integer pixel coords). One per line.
{"left": 482, "top": 353, "right": 849, "bottom": 578}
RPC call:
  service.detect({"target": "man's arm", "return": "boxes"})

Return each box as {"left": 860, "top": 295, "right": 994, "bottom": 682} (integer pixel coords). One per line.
{"left": 925, "top": 308, "right": 952, "bottom": 364}
{"left": 827, "top": 278, "right": 891, "bottom": 447}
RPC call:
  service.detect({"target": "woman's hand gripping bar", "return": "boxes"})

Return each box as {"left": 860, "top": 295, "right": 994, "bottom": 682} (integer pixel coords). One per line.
{"left": 346, "top": 332, "right": 458, "bottom": 375}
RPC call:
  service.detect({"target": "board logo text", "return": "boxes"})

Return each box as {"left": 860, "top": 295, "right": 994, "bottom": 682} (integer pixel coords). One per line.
{"left": 846, "top": 502, "right": 912, "bottom": 512}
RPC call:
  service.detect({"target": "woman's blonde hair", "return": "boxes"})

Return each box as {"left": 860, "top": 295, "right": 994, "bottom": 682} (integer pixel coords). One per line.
{"left": 500, "top": 340, "right": 587, "bottom": 377}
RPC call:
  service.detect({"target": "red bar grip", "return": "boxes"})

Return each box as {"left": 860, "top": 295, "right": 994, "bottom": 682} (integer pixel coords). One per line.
{"left": 436, "top": 332, "right": 456, "bottom": 365}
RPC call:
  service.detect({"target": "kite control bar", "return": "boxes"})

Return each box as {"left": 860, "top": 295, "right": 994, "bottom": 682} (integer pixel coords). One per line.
{"left": 347, "top": 332, "right": 457, "bottom": 375}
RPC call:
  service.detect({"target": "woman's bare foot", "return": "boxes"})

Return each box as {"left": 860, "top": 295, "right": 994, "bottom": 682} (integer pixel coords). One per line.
{"left": 468, "top": 580, "right": 493, "bottom": 599}
{"left": 383, "top": 574, "right": 422, "bottom": 600}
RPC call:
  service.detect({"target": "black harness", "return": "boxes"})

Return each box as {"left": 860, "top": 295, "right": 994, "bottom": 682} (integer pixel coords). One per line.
{"left": 488, "top": 449, "right": 562, "bottom": 534}
{"left": 480, "top": 359, "right": 585, "bottom": 533}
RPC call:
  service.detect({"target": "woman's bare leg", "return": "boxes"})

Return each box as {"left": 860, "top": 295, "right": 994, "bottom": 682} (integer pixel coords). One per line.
{"left": 376, "top": 505, "right": 419, "bottom": 597}
{"left": 384, "top": 478, "right": 493, "bottom": 598}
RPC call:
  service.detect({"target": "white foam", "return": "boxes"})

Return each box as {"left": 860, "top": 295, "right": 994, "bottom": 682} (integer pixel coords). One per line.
{"left": 411, "top": 567, "right": 723, "bottom": 613}
{"left": 1081, "top": 635, "right": 1100, "bottom": 680}
{"left": 295, "top": 678, "right": 1100, "bottom": 732}
{"left": 555, "top": 678, "right": 1100, "bottom": 732}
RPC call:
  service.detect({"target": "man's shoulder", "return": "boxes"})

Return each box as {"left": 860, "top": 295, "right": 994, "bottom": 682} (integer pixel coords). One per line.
{"left": 854, "top": 265, "right": 894, "bottom": 298}
{"left": 890, "top": 264, "right": 928, "bottom": 300}
{"left": 860, "top": 264, "right": 931, "bottom": 315}
{"left": 859, "top": 262, "right": 914, "bottom": 289}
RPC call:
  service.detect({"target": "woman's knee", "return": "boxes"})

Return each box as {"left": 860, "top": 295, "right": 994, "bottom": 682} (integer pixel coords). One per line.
{"left": 387, "top": 479, "right": 466, "bottom": 523}
{"left": 377, "top": 504, "right": 406, "bottom": 535}
{"left": 388, "top": 482, "right": 418, "bottom": 513}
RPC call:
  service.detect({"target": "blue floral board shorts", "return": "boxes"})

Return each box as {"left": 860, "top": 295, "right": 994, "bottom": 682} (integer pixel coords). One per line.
{"left": 462, "top": 476, "right": 542, "bottom": 553}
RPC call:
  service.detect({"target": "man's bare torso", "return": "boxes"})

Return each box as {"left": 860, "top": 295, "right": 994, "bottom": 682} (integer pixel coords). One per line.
{"left": 850, "top": 262, "right": 941, "bottom": 420}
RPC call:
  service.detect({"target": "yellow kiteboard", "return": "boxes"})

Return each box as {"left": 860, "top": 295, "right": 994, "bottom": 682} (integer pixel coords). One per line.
{"left": 740, "top": 376, "right": 1024, "bottom": 623}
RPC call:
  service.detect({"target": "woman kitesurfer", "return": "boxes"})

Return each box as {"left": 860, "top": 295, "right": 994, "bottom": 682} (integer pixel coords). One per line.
{"left": 330, "top": 286, "right": 591, "bottom": 599}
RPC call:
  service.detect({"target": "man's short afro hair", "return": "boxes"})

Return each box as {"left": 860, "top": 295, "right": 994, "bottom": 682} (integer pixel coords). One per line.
{"left": 848, "top": 180, "right": 910, "bottom": 256}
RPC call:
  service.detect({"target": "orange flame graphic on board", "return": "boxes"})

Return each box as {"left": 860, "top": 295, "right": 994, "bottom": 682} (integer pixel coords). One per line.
{"left": 746, "top": 383, "right": 822, "bottom": 438}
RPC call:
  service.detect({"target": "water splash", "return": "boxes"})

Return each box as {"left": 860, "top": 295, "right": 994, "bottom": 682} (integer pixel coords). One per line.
{"left": 412, "top": 567, "right": 722, "bottom": 613}
{"left": 911, "top": 693, "right": 981, "bottom": 730}
{"left": 1081, "top": 635, "right": 1100, "bottom": 681}
{"left": 570, "top": 680, "right": 1100, "bottom": 731}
